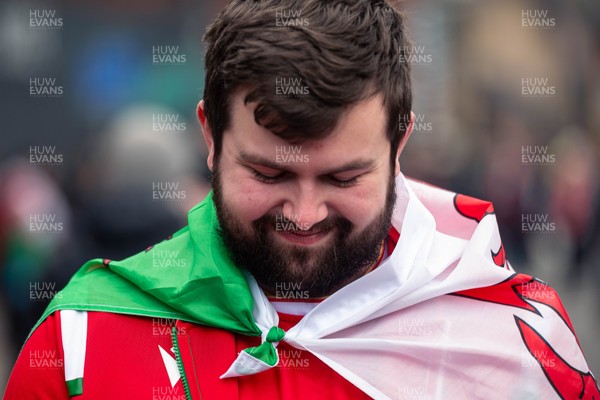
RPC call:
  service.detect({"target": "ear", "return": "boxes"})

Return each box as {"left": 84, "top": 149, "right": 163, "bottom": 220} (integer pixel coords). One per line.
{"left": 394, "top": 111, "right": 415, "bottom": 176}
{"left": 197, "top": 100, "right": 215, "bottom": 172}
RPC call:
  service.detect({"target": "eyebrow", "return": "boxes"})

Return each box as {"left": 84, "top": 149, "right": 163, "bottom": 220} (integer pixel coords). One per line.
{"left": 238, "top": 151, "right": 377, "bottom": 175}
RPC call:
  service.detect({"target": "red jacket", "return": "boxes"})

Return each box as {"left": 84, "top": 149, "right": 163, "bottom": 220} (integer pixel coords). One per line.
{"left": 4, "top": 310, "right": 370, "bottom": 399}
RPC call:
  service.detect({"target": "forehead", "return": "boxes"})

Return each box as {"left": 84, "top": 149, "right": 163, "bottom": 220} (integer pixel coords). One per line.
{"left": 224, "top": 90, "right": 389, "bottom": 160}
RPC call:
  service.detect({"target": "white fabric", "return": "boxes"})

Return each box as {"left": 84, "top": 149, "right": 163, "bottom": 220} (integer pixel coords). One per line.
{"left": 220, "top": 272, "right": 281, "bottom": 379}
{"left": 224, "top": 174, "right": 593, "bottom": 399}
{"left": 60, "top": 310, "right": 88, "bottom": 382}
{"left": 220, "top": 348, "right": 276, "bottom": 378}
{"left": 158, "top": 345, "right": 181, "bottom": 388}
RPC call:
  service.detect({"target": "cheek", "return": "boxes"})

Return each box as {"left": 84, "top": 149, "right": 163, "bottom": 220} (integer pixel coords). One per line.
{"left": 221, "top": 176, "right": 278, "bottom": 223}
{"left": 331, "top": 182, "right": 387, "bottom": 228}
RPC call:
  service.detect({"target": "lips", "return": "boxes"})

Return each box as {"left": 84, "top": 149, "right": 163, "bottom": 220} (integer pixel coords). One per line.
{"left": 276, "top": 228, "right": 330, "bottom": 245}
{"left": 284, "top": 227, "right": 322, "bottom": 236}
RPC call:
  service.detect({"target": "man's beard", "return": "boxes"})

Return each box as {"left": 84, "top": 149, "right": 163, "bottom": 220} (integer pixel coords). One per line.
{"left": 212, "top": 165, "right": 397, "bottom": 298}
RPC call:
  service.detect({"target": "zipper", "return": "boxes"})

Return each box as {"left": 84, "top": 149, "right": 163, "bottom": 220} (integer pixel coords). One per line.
{"left": 171, "top": 326, "right": 193, "bottom": 400}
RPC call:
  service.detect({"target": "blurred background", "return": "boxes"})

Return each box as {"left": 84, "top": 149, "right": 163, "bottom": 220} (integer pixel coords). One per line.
{"left": 0, "top": 0, "right": 598, "bottom": 390}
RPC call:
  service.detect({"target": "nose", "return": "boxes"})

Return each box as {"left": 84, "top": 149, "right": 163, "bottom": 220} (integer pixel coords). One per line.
{"left": 281, "top": 183, "right": 328, "bottom": 231}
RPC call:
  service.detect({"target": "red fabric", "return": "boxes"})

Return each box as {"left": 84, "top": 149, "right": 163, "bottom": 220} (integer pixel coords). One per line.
{"left": 5, "top": 231, "right": 398, "bottom": 399}
{"left": 388, "top": 227, "right": 399, "bottom": 255}
{"left": 176, "top": 320, "right": 240, "bottom": 399}
{"left": 233, "top": 312, "right": 369, "bottom": 399}
{"left": 5, "top": 312, "right": 187, "bottom": 399}
{"left": 177, "top": 314, "right": 369, "bottom": 400}
{"left": 83, "top": 312, "right": 185, "bottom": 399}
{"left": 453, "top": 193, "right": 494, "bottom": 222}
{"left": 5, "top": 312, "right": 370, "bottom": 399}
{"left": 4, "top": 313, "right": 69, "bottom": 400}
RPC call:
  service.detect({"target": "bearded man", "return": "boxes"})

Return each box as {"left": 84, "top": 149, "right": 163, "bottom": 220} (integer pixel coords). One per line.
{"left": 5, "top": 1, "right": 598, "bottom": 399}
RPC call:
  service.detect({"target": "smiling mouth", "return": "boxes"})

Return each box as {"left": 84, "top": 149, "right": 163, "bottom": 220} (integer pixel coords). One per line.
{"left": 276, "top": 228, "right": 330, "bottom": 245}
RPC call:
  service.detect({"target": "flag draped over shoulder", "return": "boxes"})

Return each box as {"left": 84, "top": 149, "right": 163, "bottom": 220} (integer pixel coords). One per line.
{"left": 34, "top": 175, "right": 599, "bottom": 399}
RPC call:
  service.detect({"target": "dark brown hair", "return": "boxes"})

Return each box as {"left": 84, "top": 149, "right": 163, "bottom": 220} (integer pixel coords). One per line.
{"left": 203, "top": 0, "right": 412, "bottom": 162}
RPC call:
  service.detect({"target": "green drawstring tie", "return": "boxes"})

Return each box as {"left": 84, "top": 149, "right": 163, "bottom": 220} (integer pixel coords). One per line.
{"left": 244, "top": 326, "right": 286, "bottom": 366}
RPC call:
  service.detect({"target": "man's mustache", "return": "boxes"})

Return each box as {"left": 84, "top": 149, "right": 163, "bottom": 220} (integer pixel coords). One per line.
{"left": 253, "top": 213, "right": 352, "bottom": 234}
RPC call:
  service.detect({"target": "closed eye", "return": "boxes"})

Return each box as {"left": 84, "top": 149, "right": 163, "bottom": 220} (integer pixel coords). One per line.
{"left": 251, "top": 169, "right": 285, "bottom": 183}
{"left": 328, "top": 175, "right": 360, "bottom": 188}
